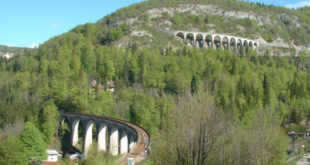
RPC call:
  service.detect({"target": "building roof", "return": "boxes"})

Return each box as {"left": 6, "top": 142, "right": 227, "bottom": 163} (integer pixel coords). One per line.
{"left": 46, "top": 149, "right": 59, "bottom": 155}
{"left": 108, "top": 80, "right": 115, "bottom": 88}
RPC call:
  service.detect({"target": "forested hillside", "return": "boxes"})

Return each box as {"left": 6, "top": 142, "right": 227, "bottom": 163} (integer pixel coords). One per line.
{"left": 0, "top": 0, "right": 309, "bottom": 164}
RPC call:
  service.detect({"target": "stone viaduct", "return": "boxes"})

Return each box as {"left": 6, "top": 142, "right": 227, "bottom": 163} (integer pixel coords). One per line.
{"left": 60, "top": 112, "right": 150, "bottom": 163}
{"left": 171, "top": 30, "right": 260, "bottom": 50}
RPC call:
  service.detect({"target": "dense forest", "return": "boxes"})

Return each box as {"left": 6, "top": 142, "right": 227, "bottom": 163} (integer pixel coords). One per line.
{"left": 0, "top": 0, "right": 309, "bottom": 164}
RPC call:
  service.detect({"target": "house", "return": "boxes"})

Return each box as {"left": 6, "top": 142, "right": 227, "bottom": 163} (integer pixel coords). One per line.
{"left": 107, "top": 80, "right": 115, "bottom": 92}
{"left": 1, "top": 53, "right": 14, "bottom": 59}
{"left": 46, "top": 149, "right": 60, "bottom": 162}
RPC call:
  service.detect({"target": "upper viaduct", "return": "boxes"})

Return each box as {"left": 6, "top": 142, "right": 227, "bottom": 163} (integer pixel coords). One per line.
{"left": 170, "top": 30, "right": 260, "bottom": 50}
{"left": 60, "top": 113, "right": 150, "bottom": 164}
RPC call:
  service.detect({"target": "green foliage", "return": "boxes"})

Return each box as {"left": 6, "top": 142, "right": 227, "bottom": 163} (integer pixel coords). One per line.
{"left": 40, "top": 100, "right": 59, "bottom": 143}
{"left": 0, "top": 136, "right": 28, "bottom": 165}
{"left": 130, "top": 91, "right": 160, "bottom": 134}
{"left": 143, "top": 13, "right": 151, "bottom": 23}
{"left": 20, "top": 122, "right": 47, "bottom": 160}
{"left": 190, "top": 74, "right": 200, "bottom": 94}
{"left": 0, "top": 1, "right": 309, "bottom": 164}
{"left": 171, "top": 15, "right": 182, "bottom": 25}
{"left": 81, "top": 143, "right": 121, "bottom": 165}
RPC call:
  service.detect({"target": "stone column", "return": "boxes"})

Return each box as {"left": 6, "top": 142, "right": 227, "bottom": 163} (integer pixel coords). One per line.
{"left": 219, "top": 36, "right": 223, "bottom": 49}
{"left": 227, "top": 37, "right": 230, "bottom": 50}
{"left": 203, "top": 35, "right": 207, "bottom": 48}
{"left": 71, "top": 119, "right": 79, "bottom": 147}
{"left": 233, "top": 38, "right": 237, "bottom": 50}
{"left": 239, "top": 39, "right": 243, "bottom": 49}
{"left": 83, "top": 121, "right": 93, "bottom": 154}
{"left": 193, "top": 34, "right": 196, "bottom": 47}
{"left": 120, "top": 131, "right": 128, "bottom": 154}
{"left": 98, "top": 124, "right": 107, "bottom": 152}
{"left": 109, "top": 127, "right": 119, "bottom": 156}
{"left": 210, "top": 35, "right": 215, "bottom": 49}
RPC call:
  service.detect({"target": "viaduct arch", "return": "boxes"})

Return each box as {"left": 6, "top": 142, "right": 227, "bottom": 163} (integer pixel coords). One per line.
{"left": 60, "top": 113, "right": 150, "bottom": 164}
{"left": 173, "top": 31, "right": 259, "bottom": 50}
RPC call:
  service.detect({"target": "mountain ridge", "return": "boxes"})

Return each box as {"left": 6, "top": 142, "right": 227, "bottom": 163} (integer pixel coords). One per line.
{"left": 93, "top": 0, "right": 310, "bottom": 55}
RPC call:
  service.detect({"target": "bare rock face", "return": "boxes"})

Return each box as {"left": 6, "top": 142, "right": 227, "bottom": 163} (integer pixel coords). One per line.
{"left": 147, "top": 4, "right": 272, "bottom": 26}
{"left": 143, "top": 4, "right": 309, "bottom": 55}
{"left": 112, "top": 3, "right": 308, "bottom": 55}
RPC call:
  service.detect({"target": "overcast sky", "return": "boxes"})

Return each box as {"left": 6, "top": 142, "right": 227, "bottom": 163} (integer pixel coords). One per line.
{"left": 0, "top": 0, "right": 309, "bottom": 48}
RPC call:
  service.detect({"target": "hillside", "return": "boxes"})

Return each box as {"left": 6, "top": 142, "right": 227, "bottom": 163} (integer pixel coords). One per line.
{"left": 0, "top": 0, "right": 309, "bottom": 164}
{"left": 44, "top": 0, "right": 310, "bottom": 55}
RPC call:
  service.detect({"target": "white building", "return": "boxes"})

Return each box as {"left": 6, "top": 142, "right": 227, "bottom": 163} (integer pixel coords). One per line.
{"left": 46, "top": 149, "right": 60, "bottom": 162}
{"left": 1, "top": 53, "right": 14, "bottom": 59}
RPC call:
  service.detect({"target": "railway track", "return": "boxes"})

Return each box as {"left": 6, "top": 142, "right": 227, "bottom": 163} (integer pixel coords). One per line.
{"left": 117, "top": 121, "right": 150, "bottom": 165}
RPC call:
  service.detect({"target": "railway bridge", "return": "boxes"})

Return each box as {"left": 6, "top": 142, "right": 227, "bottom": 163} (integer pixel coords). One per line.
{"left": 171, "top": 30, "right": 259, "bottom": 50}
{"left": 60, "top": 113, "right": 150, "bottom": 164}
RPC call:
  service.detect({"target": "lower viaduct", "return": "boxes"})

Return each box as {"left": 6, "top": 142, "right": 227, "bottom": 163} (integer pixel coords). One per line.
{"left": 60, "top": 113, "right": 150, "bottom": 164}
{"left": 171, "top": 30, "right": 260, "bottom": 50}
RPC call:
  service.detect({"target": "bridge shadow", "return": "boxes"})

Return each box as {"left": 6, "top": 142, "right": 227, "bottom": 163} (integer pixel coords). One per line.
{"left": 59, "top": 121, "right": 82, "bottom": 157}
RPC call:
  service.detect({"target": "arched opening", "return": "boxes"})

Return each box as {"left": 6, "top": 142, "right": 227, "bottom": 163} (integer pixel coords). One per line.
{"left": 176, "top": 32, "right": 185, "bottom": 40}
{"left": 237, "top": 39, "right": 242, "bottom": 49}
{"left": 186, "top": 33, "right": 195, "bottom": 45}
{"left": 254, "top": 42, "right": 258, "bottom": 50}
{"left": 205, "top": 35, "right": 213, "bottom": 48}
{"left": 196, "top": 34, "right": 204, "bottom": 48}
{"left": 230, "top": 38, "right": 237, "bottom": 50}
{"left": 249, "top": 42, "right": 254, "bottom": 48}
{"left": 97, "top": 123, "right": 108, "bottom": 153}
{"left": 243, "top": 40, "right": 249, "bottom": 47}
{"left": 222, "top": 37, "right": 229, "bottom": 50}
{"left": 214, "top": 36, "right": 221, "bottom": 49}
{"left": 128, "top": 136, "right": 135, "bottom": 153}
{"left": 59, "top": 117, "right": 71, "bottom": 154}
